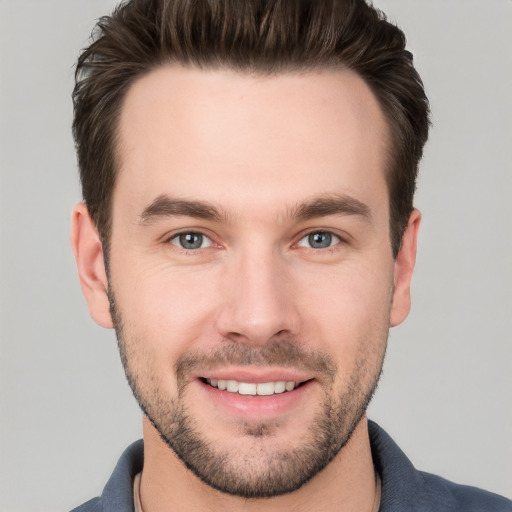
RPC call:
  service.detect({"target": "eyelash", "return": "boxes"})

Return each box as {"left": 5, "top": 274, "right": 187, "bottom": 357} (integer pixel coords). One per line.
{"left": 297, "top": 231, "right": 342, "bottom": 250}
{"left": 165, "top": 229, "right": 345, "bottom": 252}
{"left": 167, "top": 231, "right": 213, "bottom": 251}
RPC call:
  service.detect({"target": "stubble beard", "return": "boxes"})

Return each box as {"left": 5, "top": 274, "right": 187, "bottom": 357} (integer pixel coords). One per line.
{"left": 108, "top": 290, "right": 387, "bottom": 498}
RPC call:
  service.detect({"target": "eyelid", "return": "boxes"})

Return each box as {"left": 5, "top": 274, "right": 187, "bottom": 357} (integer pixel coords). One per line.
{"left": 164, "top": 229, "right": 215, "bottom": 249}
{"left": 295, "top": 229, "right": 346, "bottom": 249}
{"left": 161, "top": 227, "right": 349, "bottom": 251}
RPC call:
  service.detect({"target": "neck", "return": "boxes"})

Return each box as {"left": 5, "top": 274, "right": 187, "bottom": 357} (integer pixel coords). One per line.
{"left": 139, "top": 415, "right": 377, "bottom": 512}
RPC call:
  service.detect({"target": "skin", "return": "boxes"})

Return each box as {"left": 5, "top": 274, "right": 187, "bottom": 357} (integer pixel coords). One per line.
{"left": 71, "top": 65, "right": 420, "bottom": 512}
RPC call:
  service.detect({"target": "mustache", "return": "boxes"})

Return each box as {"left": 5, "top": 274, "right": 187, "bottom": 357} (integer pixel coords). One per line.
{"left": 175, "top": 339, "right": 337, "bottom": 383}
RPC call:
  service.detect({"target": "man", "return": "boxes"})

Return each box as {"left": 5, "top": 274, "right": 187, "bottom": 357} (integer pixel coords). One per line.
{"left": 69, "top": 0, "right": 511, "bottom": 510}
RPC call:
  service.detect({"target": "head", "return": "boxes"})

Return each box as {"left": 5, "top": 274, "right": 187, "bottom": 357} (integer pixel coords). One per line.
{"left": 71, "top": 0, "right": 429, "bottom": 500}
{"left": 73, "top": 0, "right": 429, "bottom": 258}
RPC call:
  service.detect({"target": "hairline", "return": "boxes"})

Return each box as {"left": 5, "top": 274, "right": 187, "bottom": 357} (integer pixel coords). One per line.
{"left": 102, "top": 61, "right": 400, "bottom": 257}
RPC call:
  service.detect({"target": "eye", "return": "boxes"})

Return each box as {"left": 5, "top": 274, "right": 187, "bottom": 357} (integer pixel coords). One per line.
{"left": 298, "top": 231, "right": 341, "bottom": 249}
{"left": 170, "top": 232, "right": 212, "bottom": 250}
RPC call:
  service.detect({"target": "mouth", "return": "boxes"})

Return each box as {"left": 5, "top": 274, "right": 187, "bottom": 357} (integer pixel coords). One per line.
{"left": 202, "top": 378, "right": 308, "bottom": 396}
{"left": 196, "top": 372, "right": 317, "bottom": 419}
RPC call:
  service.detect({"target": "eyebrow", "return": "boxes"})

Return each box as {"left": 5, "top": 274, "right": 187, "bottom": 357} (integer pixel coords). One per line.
{"left": 138, "top": 193, "right": 372, "bottom": 225}
{"left": 291, "top": 194, "right": 372, "bottom": 223}
{"left": 138, "top": 195, "right": 226, "bottom": 224}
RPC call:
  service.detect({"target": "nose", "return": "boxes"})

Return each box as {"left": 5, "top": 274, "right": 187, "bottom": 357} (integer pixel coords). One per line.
{"left": 215, "top": 248, "right": 301, "bottom": 347}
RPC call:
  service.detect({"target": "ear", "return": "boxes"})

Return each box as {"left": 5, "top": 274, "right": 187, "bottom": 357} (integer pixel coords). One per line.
{"left": 70, "top": 203, "right": 113, "bottom": 328}
{"left": 390, "top": 209, "right": 421, "bottom": 327}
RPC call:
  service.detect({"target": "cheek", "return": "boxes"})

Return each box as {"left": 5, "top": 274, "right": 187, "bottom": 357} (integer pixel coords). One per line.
{"left": 111, "top": 244, "right": 393, "bottom": 378}
{"left": 113, "top": 261, "right": 224, "bottom": 356}
{"left": 296, "top": 260, "right": 392, "bottom": 360}
{"left": 112, "top": 271, "right": 216, "bottom": 398}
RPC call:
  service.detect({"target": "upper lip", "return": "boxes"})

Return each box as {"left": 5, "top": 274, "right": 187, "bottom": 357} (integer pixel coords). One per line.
{"left": 194, "top": 367, "right": 314, "bottom": 384}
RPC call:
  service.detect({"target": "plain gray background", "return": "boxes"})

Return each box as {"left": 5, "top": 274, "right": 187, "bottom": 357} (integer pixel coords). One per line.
{"left": 1, "top": 1, "right": 511, "bottom": 510}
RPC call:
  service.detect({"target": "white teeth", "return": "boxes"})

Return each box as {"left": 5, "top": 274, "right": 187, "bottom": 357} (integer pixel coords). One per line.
{"left": 226, "top": 380, "right": 239, "bottom": 392}
{"left": 274, "top": 381, "right": 286, "bottom": 394}
{"left": 256, "top": 382, "right": 275, "bottom": 396}
{"left": 238, "top": 382, "right": 257, "bottom": 395}
{"left": 206, "top": 378, "right": 299, "bottom": 395}
{"left": 285, "top": 381, "right": 295, "bottom": 391}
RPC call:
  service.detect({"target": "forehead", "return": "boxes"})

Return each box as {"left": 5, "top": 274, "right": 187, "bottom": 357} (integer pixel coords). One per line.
{"left": 115, "top": 65, "right": 390, "bottom": 219}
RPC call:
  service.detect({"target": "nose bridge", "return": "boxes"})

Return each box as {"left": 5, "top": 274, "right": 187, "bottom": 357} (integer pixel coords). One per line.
{"left": 216, "top": 243, "right": 299, "bottom": 345}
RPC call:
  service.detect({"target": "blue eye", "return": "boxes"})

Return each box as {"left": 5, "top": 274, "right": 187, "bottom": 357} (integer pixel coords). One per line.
{"left": 298, "top": 231, "right": 340, "bottom": 249}
{"left": 170, "top": 232, "right": 212, "bottom": 250}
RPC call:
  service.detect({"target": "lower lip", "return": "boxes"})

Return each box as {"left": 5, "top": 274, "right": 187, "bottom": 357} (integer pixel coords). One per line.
{"left": 198, "top": 379, "right": 315, "bottom": 420}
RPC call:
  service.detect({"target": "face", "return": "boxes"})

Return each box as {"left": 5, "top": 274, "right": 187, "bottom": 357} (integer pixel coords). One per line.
{"left": 80, "top": 66, "right": 418, "bottom": 497}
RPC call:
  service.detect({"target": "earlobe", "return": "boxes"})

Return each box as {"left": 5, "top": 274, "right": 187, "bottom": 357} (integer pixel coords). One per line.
{"left": 70, "top": 203, "right": 113, "bottom": 328}
{"left": 390, "top": 209, "right": 421, "bottom": 327}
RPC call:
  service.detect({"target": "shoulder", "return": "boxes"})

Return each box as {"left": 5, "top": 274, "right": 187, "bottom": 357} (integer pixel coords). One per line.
{"left": 417, "top": 471, "right": 512, "bottom": 511}
{"left": 368, "top": 421, "right": 512, "bottom": 512}
{"left": 68, "top": 440, "right": 143, "bottom": 512}
{"left": 69, "top": 497, "right": 102, "bottom": 512}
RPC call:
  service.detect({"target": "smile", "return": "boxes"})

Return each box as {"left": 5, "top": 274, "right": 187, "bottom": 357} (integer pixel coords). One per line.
{"left": 205, "top": 378, "right": 300, "bottom": 396}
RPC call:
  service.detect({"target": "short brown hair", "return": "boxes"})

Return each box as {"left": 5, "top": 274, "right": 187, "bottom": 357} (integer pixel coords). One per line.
{"left": 73, "top": 0, "right": 430, "bottom": 256}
